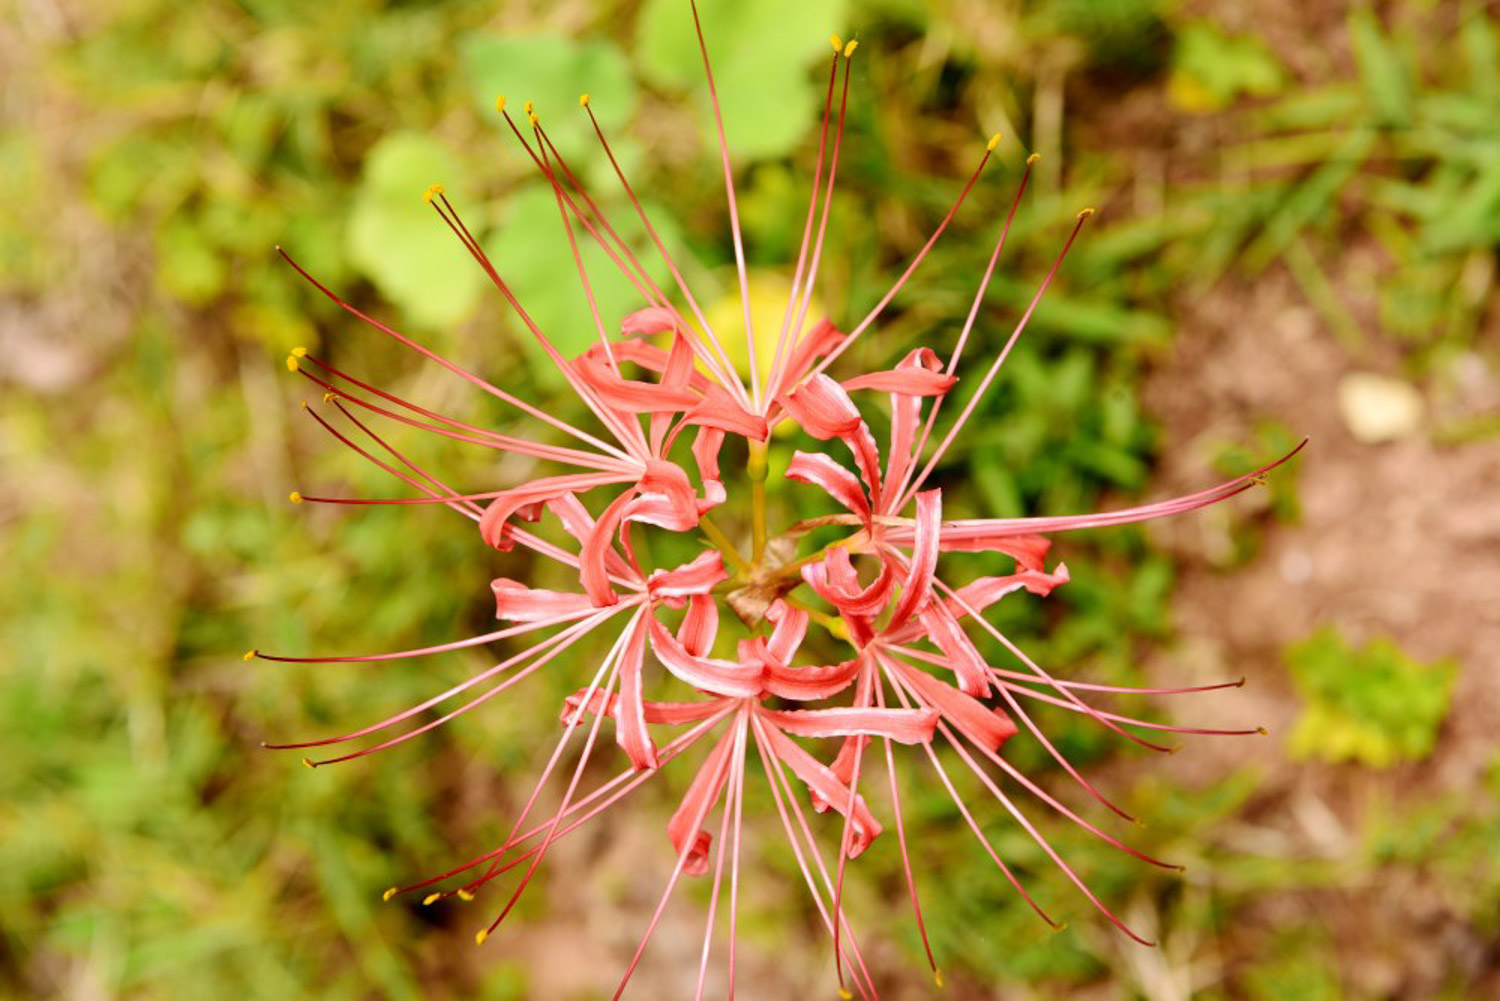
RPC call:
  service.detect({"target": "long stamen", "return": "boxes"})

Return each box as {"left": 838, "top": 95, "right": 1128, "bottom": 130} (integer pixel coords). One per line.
{"left": 298, "top": 400, "right": 482, "bottom": 520}
{"left": 935, "top": 578, "right": 1175, "bottom": 753}
{"left": 478, "top": 609, "right": 637, "bottom": 935}
{"left": 693, "top": 711, "right": 748, "bottom": 1001}
{"left": 771, "top": 41, "right": 856, "bottom": 404}
{"left": 581, "top": 103, "right": 749, "bottom": 402}
{"left": 749, "top": 716, "right": 879, "bottom": 1000}
{"left": 293, "top": 352, "right": 630, "bottom": 471}
{"left": 688, "top": 0, "right": 760, "bottom": 409}
{"left": 267, "top": 608, "right": 622, "bottom": 758}
{"left": 874, "top": 682, "right": 940, "bottom": 981}
{"left": 388, "top": 708, "right": 733, "bottom": 900}
{"left": 612, "top": 712, "right": 739, "bottom": 1000}
{"left": 881, "top": 664, "right": 1058, "bottom": 928}
{"left": 791, "top": 136, "right": 999, "bottom": 395}
{"left": 765, "top": 43, "right": 841, "bottom": 404}
{"left": 276, "top": 246, "right": 633, "bottom": 463}
{"left": 427, "top": 194, "right": 652, "bottom": 460}
{"left": 887, "top": 154, "right": 1037, "bottom": 510}
{"left": 896, "top": 205, "right": 1091, "bottom": 512}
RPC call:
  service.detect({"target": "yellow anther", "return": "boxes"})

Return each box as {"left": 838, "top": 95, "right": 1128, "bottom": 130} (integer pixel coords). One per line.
{"left": 523, "top": 100, "right": 534, "bottom": 114}
{"left": 289, "top": 491, "right": 302, "bottom": 504}
{"left": 1026, "top": 152, "right": 1041, "bottom": 164}
{"left": 1257, "top": 726, "right": 1270, "bottom": 735}
{"left": 838, "top": 989, "right": 853, "bottom": 1000}
{"left": 935, "top": 968, "right": 945, "bottom": 988}
{"left": 291, "top": 346, "right": 307, "bottom": 357}
{"left": 528, "top": 112, "right": 539, "bottom": 127}
{"left": 301, "top": 757, "right": 316, "bottom": 769}
{"left": 830, "top": 34, "right": 842, "bottom": 53}
{"left": 383, "top": 887, "right": 397, "bottom": 901}
{"left": 579, "top": 93, "right": 590, "bottom": 107}
{"left": 423, "top": 892, "right": 441, "bottom": 906}
{"left": 475, "top": 928, "right": 489, "bottom": 946}
{"left": 299, "top": 400, "right": 308, "bottom": 410}
{"left": 495, "top": 94, "right": 506, "bottom": 113}
{"left": 1077, "top": 207, "right": 1096, "bottom": 219}
{"left": 285, "top": 355, "right": 299, "bottom": 372}
{"left": 456, "top": 888, "right": 475, "bottom": 901}
{"left": 423, "top": 183, "right": 444, "bottom": 205}
{"left": 322, "top": 391, "right": 335, "bottom": 403}
{"left": 843, "top": 39, "right": 857, "bottom": 57}
{"left": 243, "top": 649, "right": 256, "bottom": 661}
{"left": 986, "top": 133, "right": 1001, "bottom": 151}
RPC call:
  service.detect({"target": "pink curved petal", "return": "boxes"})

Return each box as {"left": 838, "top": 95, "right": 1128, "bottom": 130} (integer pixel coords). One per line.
{"left": 758, "top": 721, "right": 882, "bottom": 857}
{"left": 647, "top": 615, "right": 763, "bottom": 698}
{"left": 887, "top": 490, "right": 940, "bottom": 629}
{"left": 677, "top": 594, "right": 720, "bottom": 658}
{"left": 667, "top": 725, "right": 737, "bottom": 877}
{"left": 914, "top": 602, "right": 990, "bottom": 696}
{"left": 777, "top": 373, "right": 882, "bottom": 502}
{"left": 615, "top": 616, "right": 657, "bottom": 770}
{"left": 778, "top": 318, "right": 844, "bottom": 391}
{"left": 800, "top": 548, "right": 894, "bottom": 620}
{"left": 892, "top": 656, "right": 1017, "bottom": 753}
{"left": 784, "top": 451, "right": 870, "bottom": 523}
{"left": 479, "top": 472, "right": 635, "bottom": 551}
{"left": 492, "top": 579, "right": 596, "bottom": 623}
{"left": 580, "top": 488, "right": 637, "bottom": 606}
{"left": 760, "top": 707, "right": 938, "bottom": 744}
{"left": 765, "top": 600, "right": 809, "bottom": 665}
{"left": 647, "top": 550, "right": 729, "bottom": 600}
{"left": 621, "top": 305, "right": 678, "bottom": 337}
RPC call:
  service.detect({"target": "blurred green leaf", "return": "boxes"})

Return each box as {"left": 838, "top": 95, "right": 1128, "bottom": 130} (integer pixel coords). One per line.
{"left": 636, "top": 0, "right": 849, "bottom": 160}
{"left": 346, "top": 132, "right": 481, "bottom": 329}
{"left": 462, "top": 33, "right": 635, "bottom": 162}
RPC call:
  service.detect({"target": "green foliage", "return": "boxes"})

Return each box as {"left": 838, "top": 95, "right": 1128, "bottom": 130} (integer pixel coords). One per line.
{"left": 1169, "top": 21, "right": 1287, "bottom": 112}
{"left": 348, "top": 133, "right": 482, "bottom": 327}
{"left": 637, "top": 0, "right": 849, "bottom": 160}
{"left": 1285, "top": 628, "right": 1457, "bottom": 768}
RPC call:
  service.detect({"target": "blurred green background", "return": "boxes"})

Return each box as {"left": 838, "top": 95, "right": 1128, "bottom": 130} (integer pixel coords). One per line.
{"left": 3, "top": 0, "right": 1497, "bottom": 998}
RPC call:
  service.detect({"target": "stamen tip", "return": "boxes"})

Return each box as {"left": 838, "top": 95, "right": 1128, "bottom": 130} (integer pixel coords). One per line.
{"left": 423, "top": 183, "right": 445, "bottom": 205}
{"left": 1026, "top": 152, "right": 1041, "bottom": 165}
{"left": 299, "top": 400, "right": 308, "bottom": 410}
{"left": 1256, "top": 726, "right": 1270, "bottom": 736}
{"left": 423, "top": 892, "right": 441, "bottom": 906}
{"left": 578, "top": 93, "right": 589, "bottom": 108}
{"left": 457, "top": 888, "right": 475, "bottom": 901}
{"left": 830, "top": 34, "right": 842, "bottom": 52}
{"left": 301, "top": 757, "right": 317, "bottom": 769}
{"left": 987, "top": 132, "right": 1001, "bottom": 151}
{"left": 934, "top": 968, "right": 945, "bottom": 988}
{"left": 1077, "top": 206, "right": 1096, "bottom": 219}
{"left": 285, "top": 354, "right": 299, "bottom": 372}
{"left": 242, "top": 649, "right": 257, "bottom": 661}
{"left": 289, "top": 491, "right": 303, "bottom": 504}
{"left": 843, "top": 39, "right": 857, "bottom": 57}
{"left": 475, "top": 928, "right": 489, "bottom": 946}
{"left": 838, "top": 990, "right": 853, "bottom": 1000}
{"left": 382, "top": 887, "right": 397, "bottom": 902}
{"left": 322, "top": 391, "right": 335, "bottom": 403}
{"left": 523, "top": 99, "right": 534, "bottom": 114}
{"left": 528, "top": 112, "right": 539, "bottom": 127}
{"left": 494, "top": 94, "right": 506, "bottom": 113}
{"left": 1235, "top": 676, "right": 1248, "bottom": 687}
{"left": 291, "top": 346, "right": 308, "bottom": 357}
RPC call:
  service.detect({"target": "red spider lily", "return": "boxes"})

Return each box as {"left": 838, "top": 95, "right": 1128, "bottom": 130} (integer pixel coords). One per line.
{"left": 251, "top": 5, "right": 1303, "bottom": 997}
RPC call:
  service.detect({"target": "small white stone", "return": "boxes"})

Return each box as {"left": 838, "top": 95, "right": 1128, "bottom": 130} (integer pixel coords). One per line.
{"left": 1337, "top": 372, "right": 1424, "bottom": 443}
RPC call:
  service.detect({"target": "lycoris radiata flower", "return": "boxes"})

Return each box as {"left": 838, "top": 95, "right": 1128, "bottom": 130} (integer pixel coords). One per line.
{"left": 250, "top": 4, "right": 1303, "bottom": 997}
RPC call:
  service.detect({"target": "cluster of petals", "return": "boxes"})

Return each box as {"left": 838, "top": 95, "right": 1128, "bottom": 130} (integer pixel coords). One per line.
{"left": 255, "top": 6, "right": 1303, "bottom": 998}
